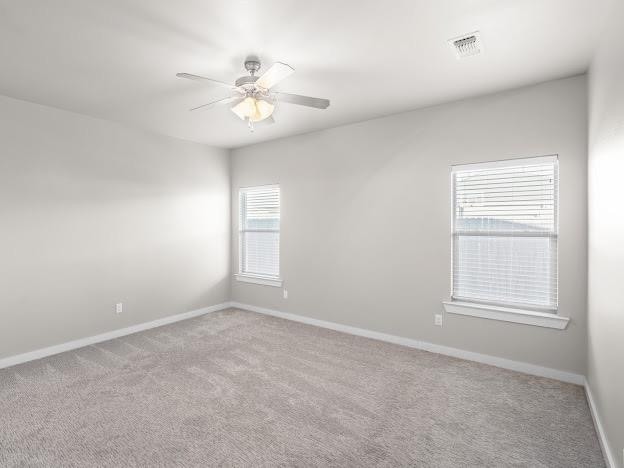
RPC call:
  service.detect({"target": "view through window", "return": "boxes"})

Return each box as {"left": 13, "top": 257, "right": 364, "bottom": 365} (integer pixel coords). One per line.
{"left": 451, "top": 156, "right": 558, "bottom": 311}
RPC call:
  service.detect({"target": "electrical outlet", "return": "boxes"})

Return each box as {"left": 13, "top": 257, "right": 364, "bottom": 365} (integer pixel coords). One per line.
{"left": 283, "top": 289, "right": 288, "bottom": 299}
{"left": 434, "top": 314, "right": 443, "bottom": 327}
{"left": 116, "top": 303, "right": 123, "bottom": 314}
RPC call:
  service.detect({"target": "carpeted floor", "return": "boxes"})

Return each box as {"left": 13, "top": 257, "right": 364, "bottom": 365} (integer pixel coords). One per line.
{"left": 0, "top": 308, "right": 604, "bottom": 467}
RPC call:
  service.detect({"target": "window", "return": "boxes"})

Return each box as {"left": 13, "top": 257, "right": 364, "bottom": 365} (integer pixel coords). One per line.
{"left": 238, "top": 185, "right": 281, "bottom": 286}
{"left": 451, "top": 156, "right": 558, "bottom": 312}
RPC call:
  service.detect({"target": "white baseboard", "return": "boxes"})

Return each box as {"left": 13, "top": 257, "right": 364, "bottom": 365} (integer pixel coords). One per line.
{"left": 0, "top": 302, "right": 232, "bottom": 370}
{"left": 2, "top": 300, "right": 609, "bottom": 467}
{"left": 585, "top": 378, "right": 616, "bottom": 468}
{"left": 230, "top": 301, "right": 585, "bottom": 386}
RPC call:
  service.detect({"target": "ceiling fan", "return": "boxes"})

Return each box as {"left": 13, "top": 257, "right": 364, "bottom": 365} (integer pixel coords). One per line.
{"left": 177, "top": 57, "right": 330, "bottom": 131}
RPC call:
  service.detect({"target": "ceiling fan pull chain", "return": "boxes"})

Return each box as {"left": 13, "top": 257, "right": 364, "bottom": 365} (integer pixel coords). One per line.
{"left": 247, "top": 117, "right": 254, "bottom": 132}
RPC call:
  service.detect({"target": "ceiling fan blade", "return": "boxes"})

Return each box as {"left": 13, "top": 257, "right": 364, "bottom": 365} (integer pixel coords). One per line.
{"left": 189, "top": 96, "right": 242, "bottom": 111}
{"left": 176, "top": 72, "right": 234, "bottom": 88}
{"left": 276, "top": 92, "right": 330, "bottom": 109}
{"left": 255, "top": 62, "right": 295, "bottom": 89}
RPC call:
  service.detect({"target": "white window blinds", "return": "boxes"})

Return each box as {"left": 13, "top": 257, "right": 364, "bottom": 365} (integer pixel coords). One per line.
{"left": 451, "top": 156, "right": 558, "bottom": 311}
{"left": 239, "top": 185, "right": 280, "bottom": 279}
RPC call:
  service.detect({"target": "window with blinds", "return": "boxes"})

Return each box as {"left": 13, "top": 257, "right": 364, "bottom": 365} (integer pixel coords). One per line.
{"left": 239, "top": 185, "right": 280, "bottom": 279}
{"left": 451, "top": 156, "right": 558, "bottom": 311}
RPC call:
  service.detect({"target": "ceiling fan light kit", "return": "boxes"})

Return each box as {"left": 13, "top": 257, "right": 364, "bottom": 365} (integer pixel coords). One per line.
{"left": 231, "top": 96, "right": 275, "bottom": 123}
{"left": 177, "top": 57, "right": 330, "bottom": 132}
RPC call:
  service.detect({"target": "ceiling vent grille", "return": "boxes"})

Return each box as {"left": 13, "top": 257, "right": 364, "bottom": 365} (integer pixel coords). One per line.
{"left": 449, "top": 32, "right": 482, "bottom": 58}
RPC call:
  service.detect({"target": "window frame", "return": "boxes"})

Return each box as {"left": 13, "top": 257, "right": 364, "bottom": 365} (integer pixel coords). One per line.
{"left": 444, "top": 155, "right": 568, "bottom": 329}
{"left": 236, "top": 184, "right": 282, "bottom": 287}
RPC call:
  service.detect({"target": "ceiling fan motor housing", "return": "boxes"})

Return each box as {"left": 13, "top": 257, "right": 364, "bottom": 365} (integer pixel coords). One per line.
{"left": 235, "top": 75, "right": 259, "bottom": 88}
{"left": 237, "top": 58, "right": 263, "bottom": 89}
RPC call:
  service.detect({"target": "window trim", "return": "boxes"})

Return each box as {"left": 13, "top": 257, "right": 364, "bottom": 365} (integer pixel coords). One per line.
{"left": 235, "top": 273, "right": 283, "bottom": 287}
{"left": 442, "top": 301, "right": 569, "bottom": 329}
{"left": 237, "top": 184, "right": 282, "bottom": 287}
{"left": 447, "top": 155, "right": 564, "bottom": 326}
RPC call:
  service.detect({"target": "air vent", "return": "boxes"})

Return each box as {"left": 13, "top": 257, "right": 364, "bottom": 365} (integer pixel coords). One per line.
{"left": 449, "top": 32, "right": 482, "bottom": 58}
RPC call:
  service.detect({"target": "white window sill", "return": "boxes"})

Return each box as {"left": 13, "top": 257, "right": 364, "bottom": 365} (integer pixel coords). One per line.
{"left": 442, "top": 301, "right": 569, "bottom": 330}
{"left": 235, "top": 274, "right": 283, "bottom": 287}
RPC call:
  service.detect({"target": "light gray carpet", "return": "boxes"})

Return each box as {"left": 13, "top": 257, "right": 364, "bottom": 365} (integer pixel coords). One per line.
{"left": 0, "top": 308, "right": 603, "bottom": 467}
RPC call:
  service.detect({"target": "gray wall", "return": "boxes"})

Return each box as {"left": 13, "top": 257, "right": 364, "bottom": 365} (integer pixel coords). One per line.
{"left": 231, "top": 75, "right": 588, "bottom": 375}
{"left": 588, "top": 0, "right": 624, "bottom": 464}
{"left": 0, "top": 95, "right": 231, "bottom": 360}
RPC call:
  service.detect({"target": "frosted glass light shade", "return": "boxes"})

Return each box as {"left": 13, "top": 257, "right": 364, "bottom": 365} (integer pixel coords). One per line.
{"left": 231, "top": 97, "right": 274, "bottom": 122}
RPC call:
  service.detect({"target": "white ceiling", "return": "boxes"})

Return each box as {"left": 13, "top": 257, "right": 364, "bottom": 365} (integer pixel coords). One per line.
{"left": 0, "top": 0, "right": 609, "bottom": 148}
